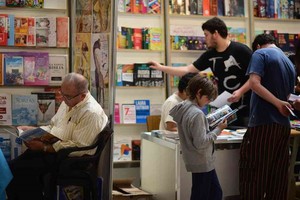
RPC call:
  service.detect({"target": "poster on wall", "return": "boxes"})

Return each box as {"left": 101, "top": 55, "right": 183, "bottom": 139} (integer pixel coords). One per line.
{"left": 92, "top": 0, "right": 111, "bottom": 33}
{"left": 73, "top": 33, "right": 92, "bottom": 83}
{"left": 75, "top": 0, "right": 92, "bottom": 33}
{"left": 91, "top": 33, "right": 109, "bottom": 110}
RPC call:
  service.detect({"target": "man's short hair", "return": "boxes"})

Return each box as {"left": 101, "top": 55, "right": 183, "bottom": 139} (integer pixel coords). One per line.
{"left": 252, "top": 33, "right": 276, "bottom": 51}
{"left": 202, "top": 17, "right": 228, "bottom": 39}
{"left": 178, "top": 73, "right": 198, "bottom": 93}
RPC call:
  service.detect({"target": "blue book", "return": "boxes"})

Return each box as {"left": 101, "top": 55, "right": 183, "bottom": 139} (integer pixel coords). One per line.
{"left": 12, "top": 94, "right": 38, "bottom": 126}
{"left": 7, "top": 14, "right": 14, "bottom": 46}
{"left": 134, "top": 99, "right": 150, "bottom": 124}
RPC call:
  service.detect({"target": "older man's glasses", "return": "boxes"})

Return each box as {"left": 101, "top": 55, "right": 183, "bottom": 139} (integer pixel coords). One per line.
{"left": 59, "top": 91, "right": 82, "bottom": 101}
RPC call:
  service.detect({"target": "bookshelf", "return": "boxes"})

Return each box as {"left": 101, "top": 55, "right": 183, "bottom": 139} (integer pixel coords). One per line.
{"left": 0, "top": 0, "right": 70, "bottom": 90}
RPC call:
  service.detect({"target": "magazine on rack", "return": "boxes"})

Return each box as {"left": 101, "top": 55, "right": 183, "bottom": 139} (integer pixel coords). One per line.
{"left": 3, "top": 126, "right": 49, "bottom": 142}
{"left": 206, "top": 105, "right": 239, "bottom": 129}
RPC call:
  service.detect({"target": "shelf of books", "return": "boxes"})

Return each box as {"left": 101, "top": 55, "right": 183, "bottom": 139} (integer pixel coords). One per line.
{"left": 114, "top": 0, "right": 166, "bottom": 166}
{"left": 250, "top": 0, "right": 300, "bottom": 55}
{"left": 0, "top": 0, "right": 69, "bottom": 161}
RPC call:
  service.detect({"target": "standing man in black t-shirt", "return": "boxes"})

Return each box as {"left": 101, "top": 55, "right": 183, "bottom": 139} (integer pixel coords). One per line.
{"left": 150, "top": 17, "right": 253, "bottom": 126}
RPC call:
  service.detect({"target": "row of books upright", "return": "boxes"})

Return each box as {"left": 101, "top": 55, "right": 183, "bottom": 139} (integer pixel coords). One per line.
{"left": 117, "top": 27, "right": 163, "bottom": 50}
{"left": 260, "top": 30, "right": 300, "bottom": 53}
{"left": 170, "top": 35, "right": 207, "bottom": 51}
{"left": 115, "top": 99, "right": 162, "bottom": 124}
{"left": 0, "top": 52, "right": 68, "bottom": 86}
{"left": 0, "top": 0, "right": 44, "bottom": 8}
{"left": 169, "top": 0, "right": 245, "bottom": 17}
{"left": 254, "top": 0, "right": 300, "bottom": 19}
{"left": 118, "top": 0, "right": 161, "bottom": 14}
{"left": 0, "top": 91, "right": 63, "bottom": 126}
{"left": 0, "top": 14, "right": 69, "bottom": 47}
{"left": 116, "top": 63, "right": 164, "bottom": 87}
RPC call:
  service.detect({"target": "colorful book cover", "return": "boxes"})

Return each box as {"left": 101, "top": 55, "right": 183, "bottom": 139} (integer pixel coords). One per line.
{"left": 48, "top": 54, "right": 68, "bottom": 86}
{"left": 25, "top": 0, "right": 43, "bottom": 8}
{"left": 210, "top": 0, "right": 218, "bottom": 16}
{"left": 133, "top": 28, "right": 142, "bottom": 50}
{"left": 202, "top": 0, "right": 210, "bottom": 16}
{"left": 149, "top": 27, "right": 163, "bottom": 51}
{"left": 122, "top": 104, "right": 136, "bottom": 124}
{"left": 0, "top": 0, "right": 6, "bottom": 6}
{"left": 0, "top": 53, "right": 3, "bottom": 85}
{"left": 6, "top": 0, "right": 21, "bottom": 7}
{"left": 12, "top": 94, "right": 38, "bottom": 126}
{"left": 113, "top": 136, "right": 132, "bottom": 161}
{"left": 74, "top": 33, "right": 91, "bottom": 82}
{"left": 0, "top": 14, "right": 8, "bottom": 46}
{"left": 44, "top": 87, "right": 63, "bottom": 113}
{"left": 125, "top": 0, "right": 131, "bottom": 12}
{"left": 31, "top": 92, "right": 55, "bottom": 125}
{"left": 171, "top": 63, "right": 186, "bottom": 87}
{"left": 14, "top": 17, "right": 29, "bottom": 46}
{"left": 4, "top": 55, "right": 24, "bottom": 85}
{"left": 134, "top": 99, "right": 150, "bottom": 123}
{"left": 148, "top": 0, "right": 161, "bottom": 14}
{"left": 131, "top": 139, "right": 141, "bottom": 160}
{"left": 36, "top": 17, "right": 56, "bottom": 47}
{"left": 121, "top": 64, "right": 135, "bottom": 86}
{"left": 7, "top": 14, "right": 14, "bottom": 46}
{"left": 56, "top": 17, "right": 69, "bottom": 48}
{"left": 142, "top": 27, "right": 150, "bottom": 49}
{"left": 32, "top": 52, "right": 49, "bottom": 86}
{"left": 134, "top": 63, "right": 151, "bottom": 86}
{"left": 0, "top": 93, "right": 12, "bottom": 125}
{"left": 26, "top": 17, "right": 35, "bottom": 46}
{"left": 114, "top": 103, "right": 121, "bottom": 124}
{"left": 0, "top": 131, "right": 11, "bottom": 162}
{"left": 140, "top": 0, "right": 148, "bottom": 13}
{"left": 23, "top": 56, "right": 36, "bottom": 85}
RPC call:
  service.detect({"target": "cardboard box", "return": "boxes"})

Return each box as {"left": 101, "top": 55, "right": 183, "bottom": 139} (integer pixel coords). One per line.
{"left": 112, "top": 179, "right": 152, "bottom": 200}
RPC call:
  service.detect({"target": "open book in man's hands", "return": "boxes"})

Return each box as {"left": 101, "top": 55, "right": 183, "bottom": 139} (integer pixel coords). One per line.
{"left": 3, "top": 126, "right": 49, "bottom": 142}
{"left": 206, "top": 105, "right": 238, "bottom": 129}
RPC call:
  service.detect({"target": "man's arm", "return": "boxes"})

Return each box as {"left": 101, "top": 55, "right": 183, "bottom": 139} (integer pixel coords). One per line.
{"left": 149, "top": 61, "right": 199, "bottom": 76}
{"left": 228, "top": 80, "right": 251, "bottom": 102}
{"left": 166, "top": 121, "right": 177, "bottom": 132}
{"left": 249, "top": 73, "right": 290, "bottom": 117}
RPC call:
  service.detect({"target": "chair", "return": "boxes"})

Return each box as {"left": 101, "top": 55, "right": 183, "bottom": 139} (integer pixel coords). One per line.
{"left": 46, "top": 124, "right": 113, "bottom": 200}
{"left": 146, "top": 115, "right": 161, "bottom": 131}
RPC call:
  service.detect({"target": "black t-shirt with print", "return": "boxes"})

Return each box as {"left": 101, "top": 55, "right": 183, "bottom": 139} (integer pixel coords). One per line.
{"left": 193, "top": 41, "right": 253, "bottom": 126}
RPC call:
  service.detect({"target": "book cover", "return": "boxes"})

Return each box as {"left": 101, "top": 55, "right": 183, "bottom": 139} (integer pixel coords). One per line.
{"left": 6, "top": 0, "right": 21, "bottom": 7}
{"left": 150, "top": 67, "right": 164, "bottom": 86}
{"left": 31, "top": 92, "right": 55, "bottom": 125}
{"left": 140, "top": 0, "right": 148, "bottom": 13}
{"left": 0, "top": 53, "right": 3, "bottom": 85}
{"left": 24, "top": 52, "right": 49, "bottom": 86}
{"left": 23, "top": 56, "right": 36, "bottom": 85}
{"left": 0, "top": 131, "right": 11, "bottom": 161}
{"left": 7, "top": 14, "right": 14, "bottom": 46}
{"left": 202, "top": 0, "right": 210, "bottom": 16}
{"left": 113, "top": 137, "right": 132, "bottom": 161}
{"left": 26, "top": 17, "right": 35, "bottom": 46}
{"left": 4, "top": 55, "right": 24, "bottom": 85}
{"left": 196, "top": 0, "right": 202, "bottom": 15}
{"left": 56, "top": 17, "right": 69, "bottom": 48}
{"left": 0, "top": 0, "right": 6, "bottom": 6}
{"left": 48, "top": 54, "right": 68, "bottom": 86}
{"left": 120, "top": 64, "right": 135, "bottom": 86}
{"left": 210, "top": 0, "right": 218, "bottom": 15}
{"left": 131, "top": 139, "right": 141, "bottom": 160}
{"left": 114, "top": 103, "right": 121, "bottom": 124}
{"left": 14, "top": 17, "right": 29, "bottom": 46}
{"left": 171, "top": 63, "right": 186, "bottom": 87}
{"left": 134, "top": 99, "right": 150, "bottom": 123}
{"left": 12, "top": 94, "right": 38, "bottom": 126}
{"left": 0, "top": 93, "right": 12, "bottom": 125}
{"left": 0, "top": 14, "right": 7, "bottom": 46}
{"left": 149, "top": 27, "right": 163, "bottom": 51}
{"left": 35, "top": 17, "right": 57, "bottom": 47}
{"left": 122, "top": 104, "right": 136, "bottom": 124}
{"left": 44, "top": 87, "right": 63, "bottom": 113}
{"left": 133, "top": 28, "right": 142, "bottom": 50}
{"left": 206, "top": 105, "right": 238, "bottom": 129}
{"left": 148, "top": 0, "right": 161, "bottom": 14}
{"left": 118, "top": 0, "right": 125, "bottom": 12}
{"left": 18, "top": 127, "right": 49, "bottom": 142}
{"left": 125, "top": 0, "right": 131, "bottom": 12}
{"left": 224, "top": 0, "right": 245, "bottom": 16}
{"left": 142, "top": 27, "right": 150, "bottom": 49}
{"left": 217, "top": 0, "right": 224, "bottom": 16}
{"left": 134, "top": 63, "right": 151, "bottom": 86}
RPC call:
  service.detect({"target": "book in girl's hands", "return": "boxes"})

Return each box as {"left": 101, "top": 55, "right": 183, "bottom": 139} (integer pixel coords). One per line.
{"left": 206, "top": 105, "right": 238, "bottom": 129}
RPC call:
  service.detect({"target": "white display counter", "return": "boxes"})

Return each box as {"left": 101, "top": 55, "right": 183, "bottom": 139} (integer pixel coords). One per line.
{"left": 140, "top": 132, "right": 241, "bottom": 200}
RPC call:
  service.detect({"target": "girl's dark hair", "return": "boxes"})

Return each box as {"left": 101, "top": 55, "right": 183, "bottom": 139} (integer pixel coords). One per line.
{"left": 202, "top": 17, "right": 228, "bottom": 39}
{"left": 187, "top": 74, "right": 218, "bottom": 101}
{"left": 252, "top": 33, "right": 276, "bottom": 51}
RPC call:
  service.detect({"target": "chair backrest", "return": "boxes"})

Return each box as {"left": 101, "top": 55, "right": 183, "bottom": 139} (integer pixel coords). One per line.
{"left": 57, "top": 124, "right": 114, "bottom": 172}
{"left": 146, "top": 115, "right": 161, "bottom": 131}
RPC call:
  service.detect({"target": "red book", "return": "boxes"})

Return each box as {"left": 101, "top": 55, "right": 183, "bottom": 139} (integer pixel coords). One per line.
{"left": 0, "top": 14, "right": 8, "bottom": 46}
{"left": 133, "top": 28, "right": 142, "bottom": 50}
{"left": 202, "top": 0, "right": 210, "bottom": 16}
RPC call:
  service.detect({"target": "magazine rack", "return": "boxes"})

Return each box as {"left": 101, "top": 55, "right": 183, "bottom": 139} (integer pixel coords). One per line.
{"left": 45, "top": 124, "right": 113, "bottom": 200}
